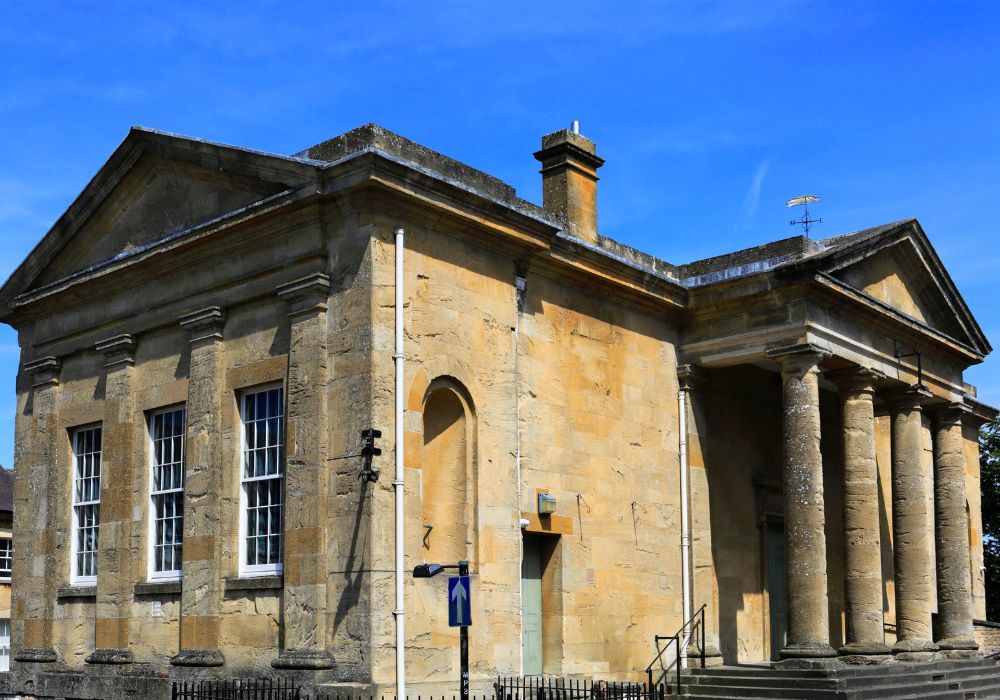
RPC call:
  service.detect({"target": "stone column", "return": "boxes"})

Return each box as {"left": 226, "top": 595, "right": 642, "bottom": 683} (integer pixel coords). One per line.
{"left": 171, "top": 307, "right": 226, "bottom": 668}
{"left": 931, "top": 405, "right": 977, "bottom": 653}
{"left": 889, "top": 389, "right": 938, "bottom": 658}
{"left": 88, "top": 335, "right": 138, "bottom": 665}
{"left": 272, "top": 273, "right": 334, "bottom": 670}
{"left": 767, "top": 344, "right": 836, "bottom": 660}
{"left": 13, "top": 356, "right": 61, "bottom": 664}
{"left": 828, "top": 368, "right": 890, "bottom": 656}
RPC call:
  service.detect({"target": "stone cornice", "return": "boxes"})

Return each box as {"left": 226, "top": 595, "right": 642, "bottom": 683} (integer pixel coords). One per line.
{"left": 962, "top": 396, "right": 999, "bottom": 428}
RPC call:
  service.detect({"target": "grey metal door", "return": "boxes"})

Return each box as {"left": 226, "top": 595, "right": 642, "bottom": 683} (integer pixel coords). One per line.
{"left": 521, "top": 537, "right": 543, "bottom": 675}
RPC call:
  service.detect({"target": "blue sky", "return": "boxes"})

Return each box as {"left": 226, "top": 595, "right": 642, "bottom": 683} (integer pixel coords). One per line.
{"left": 1, "top": 1, "right": 998, "bottom": 467}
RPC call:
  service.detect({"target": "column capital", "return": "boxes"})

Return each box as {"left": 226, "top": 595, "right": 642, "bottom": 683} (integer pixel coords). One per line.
{"left": 677, "top": 364, "right": 708, "bottom": 392}
{"left": 277, "top": 273, "right": 331, "bottom": 317}
{"left": 23, "top": 355, "right": 61, "bottom": 387}
{"left": 180, "top": 306, "right": 226, "bottom": 343}
{"left": 95, "top": 334, "right": 136, "bottom": 370}
{"left": 826, "top": 366, "right": 884, "bottom": 394}
{"left": 884, "top": 385, "right": 934, "bottom": 410}
{"left": 767, "top": 343, "right": 830, "bottom": 374}
{"left": 930, "top": 402, "right": 969, "bottom": 427}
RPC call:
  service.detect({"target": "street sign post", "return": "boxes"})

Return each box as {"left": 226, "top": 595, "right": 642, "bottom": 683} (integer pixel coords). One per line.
{"left": 412, "top": 559, "right": 471, "bottom": 700}
{"left": 452, "top": 562, "right": 471, "bottom": 700}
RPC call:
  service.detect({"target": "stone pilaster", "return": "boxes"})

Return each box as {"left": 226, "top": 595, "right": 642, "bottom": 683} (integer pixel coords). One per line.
{"left": 931, "top": 405, "right": 977, "bottom": 652}
{"left": 888, "top": 388, "right": 938, "bottom": 658}
{"left": 272, "top": 273, "right": 334, "bottom": 670}
{"left": 828, "top": 367, "right": 890, "bottom": 657}
{"left": 676, "top": 364, "right": 723, "bottom": 667}
{"left": 171, "top": 307, "right": 226, "bottom": 668}
{"left": 88, "top": 335, "right": 138, "bottom": 665}
{"left": 767, "top": 344, "right": 836, "bottom": 660}
{"left": 13, "top": 356, "right": 61, "bottom": 664}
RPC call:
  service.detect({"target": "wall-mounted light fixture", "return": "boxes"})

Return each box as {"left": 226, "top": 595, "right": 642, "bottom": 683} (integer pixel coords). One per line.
{"left": 538, "top": 492, "right": 556, "bottom": 515}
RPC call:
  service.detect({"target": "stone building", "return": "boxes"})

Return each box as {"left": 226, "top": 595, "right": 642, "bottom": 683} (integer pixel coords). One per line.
{"left": 0, "top": 123, "right": 996, "bottom": 699}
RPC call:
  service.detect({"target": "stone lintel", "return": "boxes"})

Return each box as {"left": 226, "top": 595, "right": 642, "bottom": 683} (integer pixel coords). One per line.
{"left": 24, "top": 355, "right": 60, "bottom": 387}
{"left": 271, "top": 648, "right": 335, "bottom": 670}
{"left": 677, "top": 363, "right": 708, "bottom": 392}
{"left": 179, "top": 306, "right": 226, "bottom": 342}
{"left": 95, "top": 334, "right": 136, "bottom": 369}
{"left": 766, "top": 343, "right": 831, "bottom": 372}
{"left": 277, "top": 272, "right": 331, "bottom": 316}
{"left": 13, "top": 646, "right": 58, "bottom": 663}
{"left": 170, "top": 649, "right": 225, "bottom": 667}
{"left": 826, "top": 366, "right": 885, "bottom": 393}
{"left": 85, "top": 647, "right": 133, "bottom": 665}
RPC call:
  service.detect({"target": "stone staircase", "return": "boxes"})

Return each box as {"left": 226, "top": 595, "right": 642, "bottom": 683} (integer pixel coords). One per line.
{"left": 679, "top": 656, "right": 1000, "bottom": 699}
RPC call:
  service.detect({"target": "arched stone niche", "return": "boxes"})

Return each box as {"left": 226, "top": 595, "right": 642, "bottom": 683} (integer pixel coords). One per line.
{"left": 407, "top": 369, "right": 478, "bottom": 567}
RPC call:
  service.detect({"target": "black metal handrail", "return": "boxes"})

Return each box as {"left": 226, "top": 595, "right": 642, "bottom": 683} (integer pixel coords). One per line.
{"left": 644, "top": 604, "right": 707, "bottom": 695}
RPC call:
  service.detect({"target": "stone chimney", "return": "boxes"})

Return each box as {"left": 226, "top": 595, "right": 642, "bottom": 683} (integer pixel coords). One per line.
{"left": 533, "top": 121, "right": 605, "bottom": 243}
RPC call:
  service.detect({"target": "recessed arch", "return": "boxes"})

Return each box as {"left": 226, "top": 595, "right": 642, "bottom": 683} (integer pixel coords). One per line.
{"left": 419, "top": 376, "right": 477, "bottom": 566}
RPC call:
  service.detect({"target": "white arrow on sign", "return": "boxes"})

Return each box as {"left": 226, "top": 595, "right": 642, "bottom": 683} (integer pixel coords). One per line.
{"left": 451, "top": 578, "right": 468, "bottom": 624}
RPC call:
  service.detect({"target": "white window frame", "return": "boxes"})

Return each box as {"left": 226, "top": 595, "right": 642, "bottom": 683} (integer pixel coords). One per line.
{"left": 0, "top": 538, "right": 11, "bottom": 581}
{"left": 0, "top": 618, "right": 9, "bottom": 672}
{"left": 70, "top": 424, "right": 102, "bottom": 586}
{"left": 147, "top": 405, "right": 186, "bottom": 582}
{"left": 238, "top": 383, "right": 285, "bottom": 577}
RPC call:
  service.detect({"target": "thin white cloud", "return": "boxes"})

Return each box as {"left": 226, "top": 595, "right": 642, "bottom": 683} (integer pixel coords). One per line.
{"left": 738, "top": 159, "right": 770, "bottom": 229}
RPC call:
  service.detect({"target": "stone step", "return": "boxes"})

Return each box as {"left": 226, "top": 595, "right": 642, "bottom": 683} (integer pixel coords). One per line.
{"left": 677, "top": 658, "right": 1000, "bottom": 700}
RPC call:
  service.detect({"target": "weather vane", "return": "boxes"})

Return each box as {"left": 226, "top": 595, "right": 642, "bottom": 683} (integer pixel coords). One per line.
{"left": 786, "top": 195, "right": 822, "bottom": 236}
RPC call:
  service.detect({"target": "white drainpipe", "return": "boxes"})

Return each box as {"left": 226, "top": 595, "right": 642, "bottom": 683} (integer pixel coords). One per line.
{"left": 393, "top": 228, "right": 406, "bottom": 700}
{"left": 678, "top": 386, "right": 692, "bottom": 670}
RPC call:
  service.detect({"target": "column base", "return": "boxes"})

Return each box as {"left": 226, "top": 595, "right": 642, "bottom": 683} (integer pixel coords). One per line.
{"left": 687, "top": 644, "right": 725, "bottom": 668}
{"left": 779, "top": 642, "right": 838, "bottom": 659}
{"left": 936, "top": 637, "right": 978, "bottom": 651}
{"left": 839, "top": 654, "right": 896, "bottom": 666}
{"left": 892, "top": 639, "right": 938, "bottom": 654}
{"left": 272, "top": 648, "right": 335, "bottom": 670}
{"left": 839, "top": 641, "right": 892, "bottom": 656}
{"left": 170, "top": 649, "right": 225, "bottom": 667}
{"left": 14, "top": 647, "right": 57, "bottom": 663}
{"left": 86, "top": 648, "right": 133, "bottom": 664}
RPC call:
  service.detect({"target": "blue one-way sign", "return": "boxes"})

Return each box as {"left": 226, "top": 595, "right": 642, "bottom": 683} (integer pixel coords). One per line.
{"left": 448, "top": 575, "right": 471, "bottom": 627}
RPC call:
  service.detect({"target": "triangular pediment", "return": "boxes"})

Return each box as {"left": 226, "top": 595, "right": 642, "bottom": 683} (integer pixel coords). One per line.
{"left": 33, "top": 154, "right": 287, "bottom": 288}
{"left": 822, "top": 221, "right": 990, "bottom": 355}
{"left": 0, "top": 127, "right": 318, "bottom": 309}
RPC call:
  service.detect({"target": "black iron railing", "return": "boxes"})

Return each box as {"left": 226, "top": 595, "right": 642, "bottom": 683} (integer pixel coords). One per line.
{"left": 644, "top": 603, "right": 707, "bottom": 694}
{"left": 495, "top": 676, "right": 665, "bottom": 700}
{"left": 172, "top": 677, "right": 302, "bottom": 700}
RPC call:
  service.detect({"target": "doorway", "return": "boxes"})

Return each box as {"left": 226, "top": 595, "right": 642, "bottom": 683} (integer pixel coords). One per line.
{"left": 521, "top": 536, "right": 544, "bottom": 675}
{"left": 765, "top": 517, "right": 787, "bottom": 661}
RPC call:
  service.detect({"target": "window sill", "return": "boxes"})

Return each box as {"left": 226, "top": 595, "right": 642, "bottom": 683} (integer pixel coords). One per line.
{"left": 134, "top": 580, "right": 182, "bottom": 596}
{"left": 224, "top": 575, "right": 282, "bottom": 593}
{"left": 57, "top": 585, "right": 96, "bottom": 599}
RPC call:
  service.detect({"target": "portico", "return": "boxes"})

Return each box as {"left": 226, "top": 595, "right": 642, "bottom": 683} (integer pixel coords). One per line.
{"left": 679, "top": 221, "right": 993, "bottom": 664}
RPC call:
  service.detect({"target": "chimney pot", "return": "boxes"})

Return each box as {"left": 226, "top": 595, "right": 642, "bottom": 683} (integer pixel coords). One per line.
{"left": 533, "top": 126, "right": 605, "bottom": 243}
